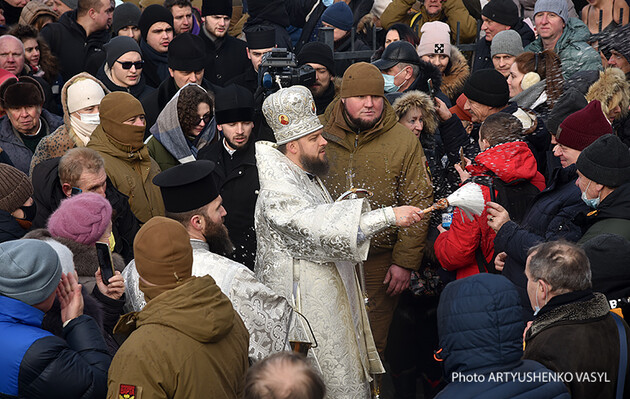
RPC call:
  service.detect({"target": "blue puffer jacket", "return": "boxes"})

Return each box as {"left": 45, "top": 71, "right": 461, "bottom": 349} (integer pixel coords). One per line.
{"left": 494, "top": 164, "right": 588, "bottom": 319}
{"left": 435, "top": 274, "right": 570, "bottom": 399}
{"left": 0, "top": 295, "right": 111, "bottom": 398}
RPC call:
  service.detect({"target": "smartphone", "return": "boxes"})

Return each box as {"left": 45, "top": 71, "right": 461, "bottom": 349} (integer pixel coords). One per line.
{"left": 95, "top": 242, "right": 115, "bottom": 285}
{"left": 427, "top": 78, "right": 434, "bottom": 100}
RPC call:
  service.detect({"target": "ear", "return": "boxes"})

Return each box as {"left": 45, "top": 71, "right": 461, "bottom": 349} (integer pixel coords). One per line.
{"left": 217, "top": 124, "right": 223, "bottom": 132}
{"left": 539, "top": 279, "right": 551, "bottom": 301}
{"left": 61, "top": 182, "right": 73, "bottom": 198}
{"left": 168, "top": 68, "right": 174, "bottom": 78}
{"left": 405, "top": 65, "right": 413, "bottom": 79}
{"left": 286, "top": 140, "right": 299, "bottom": 155}
{"left": 593, "top": 182, "right": 605, "bottom": 194}
{"left": 246, "top": 48, "right": 251, "bottom": 60}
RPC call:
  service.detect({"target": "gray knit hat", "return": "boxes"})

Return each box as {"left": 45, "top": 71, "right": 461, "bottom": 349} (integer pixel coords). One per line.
{"left": 533, "top": 0, "right": 569, "bottom": 24}
{"left": 0, "top": 239, "right": 62, "bottom": 306}
{"left": 112, "top": 2, "right": 141, "bottom": 34}
{"left": 491, "top": 30, "right": 524, "bottom": 57}
{"left": 0, "top": 164, "right": 33, "bottom": 214}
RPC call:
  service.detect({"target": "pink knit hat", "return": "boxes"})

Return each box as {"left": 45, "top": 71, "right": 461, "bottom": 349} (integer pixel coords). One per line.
{"left": 417, "top": 21, "right": 452, "bottom": 58}
{"left": 47, "top": 192, "right": 113, "bottom": 246}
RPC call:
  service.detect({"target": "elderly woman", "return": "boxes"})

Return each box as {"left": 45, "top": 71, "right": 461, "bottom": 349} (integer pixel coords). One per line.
{"left": 146, "top": 84, "right": 216, "bottom": 171}
{"left": 97, "top": 36, "right": 153, "bottom": 100}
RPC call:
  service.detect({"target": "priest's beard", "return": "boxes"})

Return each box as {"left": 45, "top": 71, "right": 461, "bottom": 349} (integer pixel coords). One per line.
{"left": 203, "top": 215, "right": 235, "bottom": 256}
{"left": 300, "top": 150, "right": 330, "bottom": 177}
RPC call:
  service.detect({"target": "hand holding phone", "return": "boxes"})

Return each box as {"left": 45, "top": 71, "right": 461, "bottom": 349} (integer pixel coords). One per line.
{"left": 95, "top": 242, "right": 115, "bottom": 285}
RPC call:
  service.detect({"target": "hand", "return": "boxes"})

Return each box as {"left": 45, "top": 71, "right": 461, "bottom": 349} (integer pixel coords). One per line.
{"left": 383, "top": 264, "right": 411, "bottom": 296}
{"left": 494, "top": 251, "right": 507, "bottom": 272}
{"left": 392, "top": 206, "right": 424, "bottom": 227}
{"left": 434, "top": 97, "right": 452, "bottom": 121}
{"left": 437, "top": 225, "right": 447, "bottom": 234}
{"left": 486, "top": 201, "right": 510, "bottom": 232}
{"left": 56, "top": 272, "right": 84, "bottom": 324}
{"left": 95, "top": 269, "right": 125, "bottom": 300}
{"left": 454, "top": 161, "right": 471, "bottom": 183}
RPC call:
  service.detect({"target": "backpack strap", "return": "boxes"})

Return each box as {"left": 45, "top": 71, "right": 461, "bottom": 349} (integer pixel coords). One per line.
{"left": 612, "top": 312, "right": 627, "bottom": 399}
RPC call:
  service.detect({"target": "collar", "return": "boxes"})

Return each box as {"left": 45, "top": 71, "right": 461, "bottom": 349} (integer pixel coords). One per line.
{"left": 222, "top": 138, "right": 236, "bottom": 156}
{"left": 190, "top": 238, "right": 209, "bottom": 251}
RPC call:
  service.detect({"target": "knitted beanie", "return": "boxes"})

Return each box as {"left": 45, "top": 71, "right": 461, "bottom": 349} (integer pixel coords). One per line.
{"left": 490, "top": 30, "right": 524, "bottom": 57}
{"left": 577, "top": 135, "right": 630, "bottom": 187}
{"left": 0, "top": 164, "right": 33, "bottom": 214}
{"left": 482, "top": 0, "right": 519, "bottom": 27}
{"left": 99, "top": 91, "right": 146, "bottom": 150}
{"left": 298, "top": 41, "right": 335, "bottom": 76}
{"left": 0, "top": 239, "right": 62, "bottom": 306}
{"left": 557, "top": 100, "right": 612, "bottom": 151}
{"left": 463, "top": 69, "right": 509, "bottom": 107}
{"left": 104, "top": 36, "right": 142, "bottom": 69}
{"left": 138, "top": 5, "right": 173, "bottom": 41}
{"left": 66, "top": 78, "right": 106, "bottom": 114}
{"left": 534, "top": 0, "right": 569, "bottom": 24}
{"left": 111, "top": 2, "right": 141, "bottom": 34}
{"left": 168, "top": 33, "right": 206, "bottom": 71}
{"left": 417, "top": 22, "right": 452, "bottom": 58}
{"left": 340, "top": 62, "right": 384, "bottom": 98}
{"left": 322, "top": 2, "right": 353, "bottom": 32}
{"left": 47, "top": 192, "right": 113, "bottom": 246}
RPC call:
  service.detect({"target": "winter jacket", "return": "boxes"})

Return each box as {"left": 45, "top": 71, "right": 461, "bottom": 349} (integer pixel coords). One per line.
{"left": 435, "top": 274, "right": 570, "bottom": 399}
{"left": 96, "top": 63, "right": 154, "bottom": 101}
{"left": 40, "top": 10, "right": 111, "bottom": 82}
{"left": 225, "top": 66, "right": 258, "bottom": 95}
{"left": 434, "top": 141, "right": 545, "bottom": 279}
{"left": 29, "top": 73, "right": 110, "bottom": 175}
{"left": 31, "top": 157, "right": 140, "bottom": 263}
{"left": 576, "top": 182, "right": 630, "bottom": 243}
{"left": 320, "top": 97, "right": 434, "bottom": 270}
{"left": 0, "top": 209, "right": 28, "bottom": 243}
{"left": 494, "top": 164, "right": 588, "bottom": 319}
{"left": 526, "top": 18, "right": 603, "bottom": 79}
{"left": 0, "top": 296, "right": 111, "bottom": 398}
{"left": 472, "top": 19, "right": 535, "bottom": 72}
{"left": 86, "top": 126, "right": 164, "bottom": 224}
{"left": 198, "top": 139, "right": 259, "bottom": 270}
{"left": 524, "top": 290, "right": 630, "bottom": 399}
{"left": 0, "top": 109, "right": 63, "bottom": 174}
{"left": 200, "top": 25, "right": 249, "bottom": 86}
{"left": 107, "top": 276, "right": 249, "bottom": 399}
{"left": 441, "top": 47, "right": 470, "bottom": 104}
{"left": 380, "top": 0, "right": 477, "bottom": 43}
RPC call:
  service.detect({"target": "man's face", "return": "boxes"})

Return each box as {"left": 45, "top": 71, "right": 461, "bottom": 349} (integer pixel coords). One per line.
{"left": 52, "top": 0, "right": 72, "bottom": 15}
{"left": 68, "top": 168, "right": 108, "bottom": 197}
{"left": 424, "top": 0, "right": 443, "bottom": 16}
{"left": 608, "top": 50, "right": 630, "bottom": 75}
{"left": 92, "top": 0, "right": 114, "bottom": 31}
{"left": 219, "top": 120, "right": 254, "bottom": 151}
{"left": 111, "top": 51, "right": 142, "bottom": 87}
{"left": 169, "top": 68, "right": 204, "bottom": 88}
{"left": 205, "top": 15, "right": 230, "bottom": 37}
{"left": 146, "top": 21, "right": 173, "bottom": 53}
{"left": 118, "top": 25, "right": 141, "bottom": 42}
{"left": 247, "top": 47, "right": 274, "bottom": 73}
{"left": 321, "top": 21, "right": 347, "bottom": 41}
{"left": 493, "top": 54, "right": 516, "bottom": 77}
{"left": 342, "top": 95, "right": 385, "bottom": 130}
{"left": 575, "top": 169, "right": 601, "bottom": 199}
{"left": 295, "top": 129, "right": 329, "bottom": 177}
{"left": 171, "top": 5, "right": 192, "bottom": 35}
{"left": 552, "top": 141, "right": 581, "bottom": 167}
{"left": 0, "top": 38, "right": 24, "bottom": 75}
{"left": 534, "top": 12, "right": 565, "bottom": 42}
{"left": 464, "top": 98, "right": 494, "bottom": 123}
{"left": 4, "top": 0, "right": 27, "bottom": 7}
{"left": 384, "top": 64, "right": 412, "bottom": 92}
{"left": 123, "top": 114, "right": 146, "bottom": 126}
{"left": 481, "top": 16, "right": 511, "bottom": 41}
{"left": 200, "top": 195, "right": 233, "bottom": 255}
{"left": 306, "top": 62, "right": 332, "bottom": 98}
{"left": 6, "top": 105, "right": 42, "bottom": 134}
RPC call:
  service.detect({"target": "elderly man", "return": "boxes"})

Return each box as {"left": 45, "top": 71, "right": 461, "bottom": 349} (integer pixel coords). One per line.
{"left": 255, "top": 85, "right": 425, "bottom": 398}
{"left": 319, "top": 62, "right": 433, "bottom": 359}
{"left": 525, "top": 0, "right": 602, "bottom": 78}
{"left": 0, "top": 77, "right": 62, "bottom": 173}
{"left": 523, "top": 241, "right": 630, "bottom": 398}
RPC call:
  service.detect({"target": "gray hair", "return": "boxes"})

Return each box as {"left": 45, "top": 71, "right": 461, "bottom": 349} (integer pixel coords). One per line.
{"left": 527, "top": 240, "right": 592, "bottom": 294}
{"left": 398, "top": 62, "right": 420, "bottom": 79}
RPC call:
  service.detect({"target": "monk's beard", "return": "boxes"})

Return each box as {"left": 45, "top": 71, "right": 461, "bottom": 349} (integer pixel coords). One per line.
{"left": 202, "top": 215, "right": 235, "bottom": 256}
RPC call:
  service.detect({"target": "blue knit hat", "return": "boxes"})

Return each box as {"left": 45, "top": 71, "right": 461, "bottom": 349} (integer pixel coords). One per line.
{"left": 322, "top": 2, "right": 353, "bottom": 32}
{"left": 534, "top": 0, "right": 569, "bottom": 24}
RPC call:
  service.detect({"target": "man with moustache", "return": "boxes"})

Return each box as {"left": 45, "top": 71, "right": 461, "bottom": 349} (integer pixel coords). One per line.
{"left": 255, "top": 85, "right": 425, "bottom": 398}
{"left": 297, "top": 41, "right": 336, "bottom": 115}
{"left": 122, "top": 159, "right": 297, "bottom": 363}
{"left": 198, "top": 84, "right": 259, "bottom": 270}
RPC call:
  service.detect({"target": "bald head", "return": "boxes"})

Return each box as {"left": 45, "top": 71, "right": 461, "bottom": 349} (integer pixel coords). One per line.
{"left": 0, "top": 35, "right": 25, "bottom": 75}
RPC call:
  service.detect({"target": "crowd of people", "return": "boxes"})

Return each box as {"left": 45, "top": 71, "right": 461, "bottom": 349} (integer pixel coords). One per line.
{"left": 0, "top": 0, "right": 628, "bottom": 397}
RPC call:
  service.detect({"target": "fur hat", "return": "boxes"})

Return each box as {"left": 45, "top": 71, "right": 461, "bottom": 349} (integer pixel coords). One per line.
{"left": 586, "top": 67, "right": 630, "bottom": 121}
{"left": 392, "top": 90, "right": 439, "bottom": 134}
{"left": 0, "top": 76, "right": 45, "bottom": 109}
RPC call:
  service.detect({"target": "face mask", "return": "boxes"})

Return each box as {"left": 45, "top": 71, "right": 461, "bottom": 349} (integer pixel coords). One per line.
{"left": 322, "top": 0, "right": 333, "bottom": 6}
{"left": 580, "top": 181, "right": 600, "bottom": 209}
{"left": 19, "top": 202, "right": 37, "bottom": 222}
{"left": 79, "top": 112, "right": 100, "bottom": 125}
{"left": 382, "top": 68, "right": 407, "bottom": 93}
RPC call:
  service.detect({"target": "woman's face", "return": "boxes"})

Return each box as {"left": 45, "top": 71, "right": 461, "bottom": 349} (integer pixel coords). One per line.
{"left": 190, "top": 102, "right": 211, "bottom": 137}
{"left": 421, "top": 53, "right": 449, "bottom": 74}
{"left": 385, "top": 29, "right": 400, "bottom": 48}
{"left": 23, "top": 38, "right": 40, "bottom": 68}
{"left": 607, "top": 97, "right": 623, "bottom": 121}
{"left": 400, "top": 107, "right": 424, "bottom": 138}
{"left": 507, "top": 61, "right": 525, "bottom": 97}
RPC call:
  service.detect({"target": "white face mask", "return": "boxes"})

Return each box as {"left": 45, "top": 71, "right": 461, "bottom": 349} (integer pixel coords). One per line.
{"left": 79, "top": 112, "right": 100, "bottom": 125}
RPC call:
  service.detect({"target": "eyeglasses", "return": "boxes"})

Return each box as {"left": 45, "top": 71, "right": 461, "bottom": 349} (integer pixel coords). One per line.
{"left": 195, "top": 112, "right": 213, "bottom": 125}
{"left": 116, "top": 60, "right": 144, "bottom": 70}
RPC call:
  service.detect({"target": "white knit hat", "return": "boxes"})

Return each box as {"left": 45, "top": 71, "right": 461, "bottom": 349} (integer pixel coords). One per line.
{"left": 67, "top": 78, "right": 106, "bottom": 114}
{"left": 417, "top": 21, "right": 452, "bottom": 58}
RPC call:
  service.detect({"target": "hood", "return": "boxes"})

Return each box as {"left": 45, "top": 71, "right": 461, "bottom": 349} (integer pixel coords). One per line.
{"left": 60, "top": 72, "right": 110, "bottom": 130}
{"left": 437, "top": 274, "right": 524, "bottom": 377}
{"left": 18, "top": 0, "right": 58, "bottom": 26}
{"left": 117, "top": 275, "right": 236, "bottom": 343}
{"left": 586, "top": 67, "right": 630, "bottom": 121}
{"left": 87, "top": 125, "right": 152, "bottom": 169}
{"left": 391, "top": 90, "right": 439, "bottom": 134}
{"left": 469, "top": 141, "right": 542, "bottom": 184}
{"left": 441, "top": 47, "right": 470, "bottom": 102}
{"left": 558, "top": 18, "right": 593, "bottom": 49}
{"left": 407, "top": 58, "right": 443, "bottom": 95}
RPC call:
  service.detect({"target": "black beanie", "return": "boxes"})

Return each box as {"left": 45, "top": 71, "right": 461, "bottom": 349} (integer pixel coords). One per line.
{"left": 202, "top": 0, "right": 232, "bottom": 17}
{"left": 576, "top": 135, "right": 630, "bottom": 187}
{"left": 111, "top": 2, "right": 141, "bottom": 34}
{"left": 482, "top": 0, "right": 519, "bottom": 27}
{"left": 138, "top": 5, "right": 173, "bottom": 41}
{"left": 168, "top": 33, "right": 206, "bottom": 71}
{"left": 215, "top": 84, "right": 254, "bottom": 124}
{"left": 298, "top": 42, "right": 335, "bottom": 76}
{"left": 104, "top": 36, "right": 142, "bottom": 68}
{"left": 463, "top": 69, "right": 509, "bottom": 108}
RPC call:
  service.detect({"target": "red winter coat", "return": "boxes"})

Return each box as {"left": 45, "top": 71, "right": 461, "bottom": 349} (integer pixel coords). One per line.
{"left": 434, "top": 141, "right": 546, "bottom": 279}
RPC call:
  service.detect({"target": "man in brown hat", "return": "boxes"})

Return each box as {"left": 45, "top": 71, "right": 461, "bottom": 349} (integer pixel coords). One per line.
{"left": 108, "top": 216, "right": 249, "bottom": 398}
{"left": 320, "top": 62, "right": 434, "bottom": 357}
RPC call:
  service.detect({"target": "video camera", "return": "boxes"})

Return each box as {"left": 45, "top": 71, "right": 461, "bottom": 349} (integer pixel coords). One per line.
{"left": 257, "top": 48, "right": 316, "bottom": 95}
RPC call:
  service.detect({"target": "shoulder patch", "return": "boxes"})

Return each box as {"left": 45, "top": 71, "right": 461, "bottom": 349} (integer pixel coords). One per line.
{"left": 119, "top": 384, "right": 140, "bottom": 399}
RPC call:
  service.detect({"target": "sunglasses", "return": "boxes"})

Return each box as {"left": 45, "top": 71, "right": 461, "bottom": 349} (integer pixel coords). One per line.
{"left": 116, "top": 60, "right": 144, "bottom": 70}
{"left": 195, "top": 112, "right": 213, "bottom": 125}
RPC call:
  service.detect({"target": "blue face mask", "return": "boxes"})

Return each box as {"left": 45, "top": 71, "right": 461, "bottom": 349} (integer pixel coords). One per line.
{"left": 322, "top": 0, "right": 333, "bottom": 6}
{"left": 533, "top": 282, "right": 542, "bottom": 316}
{"left": 382, "top": 68, "right": 407, "bottom": 93}
{"left": 581, "top": 181, "right": 600, "bottom": 209}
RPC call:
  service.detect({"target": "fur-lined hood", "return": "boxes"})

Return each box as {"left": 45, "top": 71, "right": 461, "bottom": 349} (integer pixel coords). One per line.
{"left": 391, "top": 90, "right": 439, "bottom": 134}
{"left": 586, "top": 67, "right": 630, "bottom": 121}
{"left": 441, "top": 47, "right": 470, "bottom": 103}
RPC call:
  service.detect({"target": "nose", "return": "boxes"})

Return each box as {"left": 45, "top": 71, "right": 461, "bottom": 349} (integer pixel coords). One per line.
{"left": 318, "top": 135, "right": 328, "bottom": 147}
{"left": 481, "top": 21, "right": 488, "bottom": 31}
{"left": 365, "top": 96, "right": 374, "bottom": 107}
{"left": 608, "top": 56, "right": 616, "bottom": 66}
{"left": 129, "top": 65, "right": 137, "bottom": 72}
{"left": 463, "top": 100, "right": 471, "bottom": 111}
{"left": 220, "top": 205, "right": 227, "bottom": 217}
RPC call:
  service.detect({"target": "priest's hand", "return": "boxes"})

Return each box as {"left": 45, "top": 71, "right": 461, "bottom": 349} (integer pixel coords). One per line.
{"left": 392, "top": 206, "right": 424, "bottom": 227}
{"left": 384, "top": 264, "right": 411, "bottom": 296}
